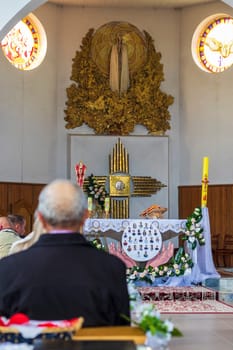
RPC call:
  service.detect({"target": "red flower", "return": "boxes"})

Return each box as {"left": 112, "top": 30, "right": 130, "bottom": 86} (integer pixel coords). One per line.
{"left": 7, "top": 313, "right": 29, "bottom": 326}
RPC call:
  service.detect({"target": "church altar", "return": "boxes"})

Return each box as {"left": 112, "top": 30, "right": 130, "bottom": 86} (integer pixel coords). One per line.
{"left": 83, "top": 209, "right": 220, "bottom": 286}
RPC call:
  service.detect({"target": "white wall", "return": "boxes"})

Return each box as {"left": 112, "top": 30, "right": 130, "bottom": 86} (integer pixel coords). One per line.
{"left": 0, "top": 4, "right": 180, "bottom": 218}
{"left": 0, "top": 1, "right": 233, "bottom": 218}
{"left": 54, "top": 6, "right": 180, "bottom": 219}
{"left": 180, "top": 2, "right": 233, "bottom": 185}
{"left": 0, "top": 4, "right": 58, "bottom": 183}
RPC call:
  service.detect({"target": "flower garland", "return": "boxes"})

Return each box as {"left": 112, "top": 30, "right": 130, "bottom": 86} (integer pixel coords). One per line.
{"left": 126, "top": 247, "right": 193, "bottom": 285}
{"left": 182, "top": 207, "right": 205, "bottom": 250}
{"left": 86, "top": 174, "right": 108, "bottom": 210}
{"left": 126, "top": 207, "right": 205, "bottom": 284}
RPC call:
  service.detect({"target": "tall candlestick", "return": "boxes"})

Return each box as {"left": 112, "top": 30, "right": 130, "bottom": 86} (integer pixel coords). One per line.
{"left": 201, "top": 156, "right": 209, "bottom": 207}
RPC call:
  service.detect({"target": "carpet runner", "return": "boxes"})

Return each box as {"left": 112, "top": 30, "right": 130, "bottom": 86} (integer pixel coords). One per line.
{"left": 137, "top": 286, "right": 216, "bottom": 301}
{"left": 136, "top": 286, "right": 233, "bottom": 313}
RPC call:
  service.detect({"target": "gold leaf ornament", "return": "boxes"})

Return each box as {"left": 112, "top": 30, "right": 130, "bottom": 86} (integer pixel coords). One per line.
{"left": 64, "top": 22, "right": 174, "bottom": 135}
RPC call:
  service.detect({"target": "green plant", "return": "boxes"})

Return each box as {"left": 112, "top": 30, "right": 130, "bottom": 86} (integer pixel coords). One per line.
{"left": 125, "top": 302, "right": 182, "bottom": 338}
{"left": 86, "top": 174, "right": 108, "bottom": 210}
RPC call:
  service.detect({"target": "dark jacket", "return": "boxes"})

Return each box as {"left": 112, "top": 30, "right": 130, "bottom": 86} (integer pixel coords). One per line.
{"left": 0, "top": 233, "right": 130, "bottom": 327}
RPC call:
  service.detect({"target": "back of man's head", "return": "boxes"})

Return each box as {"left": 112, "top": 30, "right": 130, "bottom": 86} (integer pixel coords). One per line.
{"left": 0, "top": 216, "right": 12, "bottom": 230}
{"left": 37, "top": 179, "right": 87, "bottom": 229}
{"left": 7, "top": 214, "right": 26, "bottom": 236}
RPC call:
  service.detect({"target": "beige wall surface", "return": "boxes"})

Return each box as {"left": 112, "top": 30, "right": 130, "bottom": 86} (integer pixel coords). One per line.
{"left": 180, "top": 2, "right": 233, "bottom": 187}
{"left": 0, "top": 1, "right": 232, "bottom": 218}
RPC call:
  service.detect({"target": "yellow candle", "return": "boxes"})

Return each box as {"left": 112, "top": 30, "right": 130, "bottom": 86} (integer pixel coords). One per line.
{"left": 88, "top": 197, "right": 93, "bottom": 212}
{"left": 105, "top": 197, "right": 110, "bottom": 213}
{"left": 201, "top": 157, "right": 209, "bottom": 207}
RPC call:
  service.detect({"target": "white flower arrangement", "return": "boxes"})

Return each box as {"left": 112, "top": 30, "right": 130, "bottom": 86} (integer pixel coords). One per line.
{"left": 86, "top": 174, "right": 108, "bottom": 210}
{"left": 129, "top": 302, "right": 182, "bottom": 341}
{"left": 133, "top": 303, "right": 177, "bottom": 334}
{"left": 182, "top": 207, "right": 205, "bottom": 250}
{"left": 125, "top": 284, "right": 182, "bottom": 344}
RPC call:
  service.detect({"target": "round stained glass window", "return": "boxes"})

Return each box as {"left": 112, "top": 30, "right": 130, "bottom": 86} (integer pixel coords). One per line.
{"left": 191, "top": 13, "right": 233, "bottom": 73}
{"left": 1, "top": 13, "right": 47, "bottom": 71}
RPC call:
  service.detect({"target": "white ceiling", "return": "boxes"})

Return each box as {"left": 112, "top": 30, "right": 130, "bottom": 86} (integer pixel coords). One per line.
{"left": 48, "top": 0, "right": 218, "bottom": 8}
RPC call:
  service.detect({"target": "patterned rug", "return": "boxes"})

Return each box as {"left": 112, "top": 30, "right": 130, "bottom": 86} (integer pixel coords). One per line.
{"left": 138, "top": 286, "right": 216, "bottom": 301}
{"left": 141, "top": 299, "right": 233, "bottom": 313}
{"left": 137, "top": 286, "right": 233, "bottom": 314}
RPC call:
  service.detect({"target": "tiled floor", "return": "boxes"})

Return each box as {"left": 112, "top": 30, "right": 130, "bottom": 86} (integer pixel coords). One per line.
{"left": 167, "top": 313, "right": 233, "bottom": 350}
{"left": 203, "top": 276, "right": 233, "bottom": 305}
{"left": 161, "top": 276, "right": 233, "bottom": 350}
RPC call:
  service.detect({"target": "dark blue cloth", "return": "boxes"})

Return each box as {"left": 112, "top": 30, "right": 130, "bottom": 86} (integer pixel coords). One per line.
{"left": 0, "top": 233, "right": 130, "bottom": 327}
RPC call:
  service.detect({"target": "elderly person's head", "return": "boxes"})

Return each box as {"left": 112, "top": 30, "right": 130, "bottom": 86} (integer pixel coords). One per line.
{"left": 0, "top": 216, "right": 12, "bottom": 231}
{"left": 37, "top": 179, "right": 88, "bottom": 232}
{"left": 7, "top": 214, "right": 26, "bottom": 237}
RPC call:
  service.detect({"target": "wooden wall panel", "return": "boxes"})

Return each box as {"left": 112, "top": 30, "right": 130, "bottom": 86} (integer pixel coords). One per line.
{"left": 179, "top": 184, "right": 233, "bottom": 249}
{"left": 0, "top": 182, "right": 45, "bottom": 234}
{"left": 0, "top": 184, "right": 8, "bottom": 215}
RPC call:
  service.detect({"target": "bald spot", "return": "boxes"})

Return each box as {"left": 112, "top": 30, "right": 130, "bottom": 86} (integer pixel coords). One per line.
{"left": 46, "top": 181, "right": 77, "bottom": 208}
{"left": 0, "top": 217, "right": 12, "bottom": 230}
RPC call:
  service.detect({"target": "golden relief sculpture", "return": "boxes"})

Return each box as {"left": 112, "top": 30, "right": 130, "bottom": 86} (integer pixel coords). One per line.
{"left": 64, "top": 21, "right": 174, "bottom": 135}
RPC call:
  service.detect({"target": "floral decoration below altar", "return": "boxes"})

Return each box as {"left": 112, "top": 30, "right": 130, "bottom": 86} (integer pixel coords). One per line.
{"left": 126, "top": 248, "right": 193, "bottom": 285}
{"left": 126, "top": 207, "right": 205, "bottom": 285}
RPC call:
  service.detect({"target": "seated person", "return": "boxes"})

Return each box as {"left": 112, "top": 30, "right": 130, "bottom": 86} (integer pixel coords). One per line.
{"left": 9, "top": 217, "right": 44, "bottom": 255}
{"left": 0, "top": 180, "right": 130, "bottom": 327}
{"left": 0, "top": 216, "right": 20, "bottom": 259}
{"left": 7, "top": 214, "right": 26, "bottom": 238}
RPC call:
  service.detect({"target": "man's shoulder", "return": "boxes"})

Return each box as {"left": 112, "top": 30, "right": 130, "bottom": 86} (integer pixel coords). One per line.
{"left": 0, "top": 229, "right": 16, "bottom": 233}
{"left": 0, "top": 229, "right": 19, "bottom": 242}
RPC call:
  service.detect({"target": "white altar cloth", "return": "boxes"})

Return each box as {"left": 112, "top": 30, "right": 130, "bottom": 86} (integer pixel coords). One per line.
{"left": 83, "top": 218, "right": 187, "bottom": 235}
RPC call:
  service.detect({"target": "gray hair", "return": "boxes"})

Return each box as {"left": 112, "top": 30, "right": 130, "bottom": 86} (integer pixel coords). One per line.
{"left": 7, "top": 214, "right": 25, "bottom": 227}
{"left": 37, "top": 179, "right": 87, "bottom": 228}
